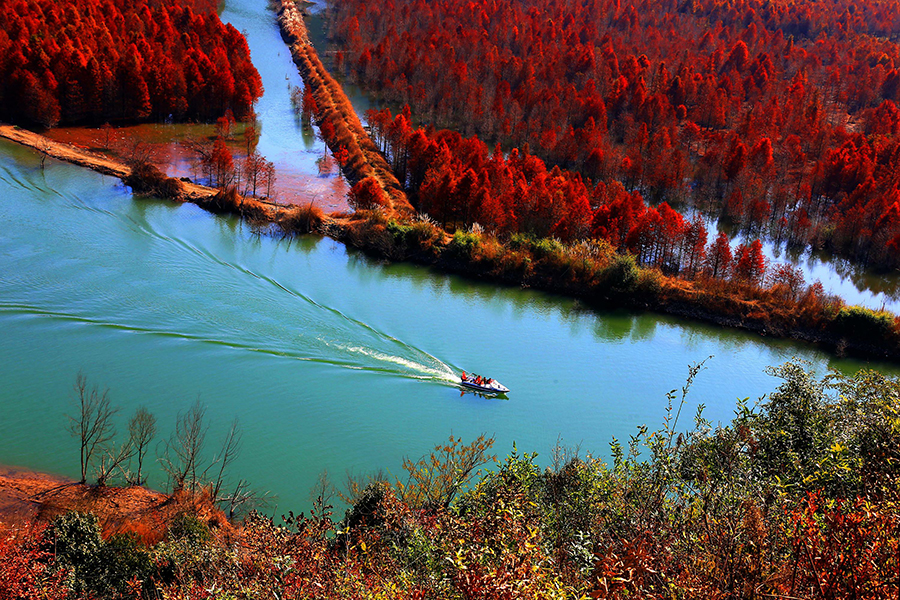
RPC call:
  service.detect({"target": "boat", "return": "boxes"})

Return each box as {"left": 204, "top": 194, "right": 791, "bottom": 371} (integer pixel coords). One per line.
{"left": 459, "top": 372, "right": 510, "bottom": 394}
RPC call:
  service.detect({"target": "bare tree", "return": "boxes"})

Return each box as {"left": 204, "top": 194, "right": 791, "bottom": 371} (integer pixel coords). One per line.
{"left": 95, "top": 440, "right": 134, "bottom": 487}
{"left": 67, "top": 373, "right": 119, "bottom": 484}
{"left": 220, "top": 478, "right": 270, "bottom": 520}
{"left": 161, "top": 399, "right": 207, "bottom": 493}
{"left": 100, "top": 122, "right": 116, "bottom": 151}
{"left": 161, "top": 401, "right": 244, "bottom": 501}
{"left": 127, "top": 406, "right": 156, "bottom": 486}
{"left": 181, "top": 137, "right": 215, "bottom": 183}
{"left": 243, "top": 151, "right": 266, "bottom": 198}
{"left": 210, "top": 418, "right": 242, "bottom": 502}
{"left": 264, "top": 160, "right": 276, "bottom": 199}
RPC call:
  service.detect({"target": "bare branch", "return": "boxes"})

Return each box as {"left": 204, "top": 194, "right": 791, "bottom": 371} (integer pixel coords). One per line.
{"left": 209, "top": 418, "right": 242, "bottom": 502}
{"left": 67, "top": 372, "right": 119, "bottom": 484}
{"left": 161, "top": 399, "right": 207, "bottom": 493}
{"left": 127, "top": 406, "right": 156, "bottom": 486}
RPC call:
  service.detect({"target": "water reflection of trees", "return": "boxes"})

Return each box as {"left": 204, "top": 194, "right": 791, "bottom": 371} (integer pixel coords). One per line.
{"left": 720, "top": 217, "right": 900, "bottom": 306}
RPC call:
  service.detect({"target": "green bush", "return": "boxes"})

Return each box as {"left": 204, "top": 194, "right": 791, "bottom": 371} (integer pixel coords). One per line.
{"left": 445, "top": 230, "right": 483, "bottom": 262}
{"left": 167, "top": 512, "right": 212, "bottom": 544}
{"left": 47, "top": 511, "right": 152, "bottom": 599}
{"left": 385, "top": 219, "right": 442, "bottom": 255}
{"left": 635, "top": 267, "right": 663, "bottom": 298}
{"left": 602, "top": 253, "right": 639, "bottom": 294}
{"left": 832, "top": 306, "right": 895, "bottom": 341}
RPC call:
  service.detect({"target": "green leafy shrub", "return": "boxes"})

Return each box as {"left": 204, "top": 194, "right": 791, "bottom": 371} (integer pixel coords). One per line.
{"left": 602, "top": 253, "right": 639, "bottom": 294}
{"left": 445, "top": 230, "right": 483, "bottom": 262}
{"left": 832, "top": 306, "right": 895, "bottom": 341}
{"left": 167, "top": 512, "right": 212, "bottom": 544}
{"left": 47, "top": 511, "right": 151, "bottom": 599}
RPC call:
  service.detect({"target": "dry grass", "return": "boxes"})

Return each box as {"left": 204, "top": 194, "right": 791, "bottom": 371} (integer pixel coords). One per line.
{"left": 0, "top": 469, "right": 230, "bottom": 546}
{"left": 123, "top": 160, "right": 184, "bottom": 199}
{"left": 279, "top": 203, "right": 325, "bottom": 234}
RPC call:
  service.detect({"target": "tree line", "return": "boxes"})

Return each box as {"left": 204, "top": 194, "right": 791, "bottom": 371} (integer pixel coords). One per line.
{"left": 0, "top": 0, "right": 262, "bottom": 128}
{"left": 326, "top": 0, "right": 900, "bottom": 270}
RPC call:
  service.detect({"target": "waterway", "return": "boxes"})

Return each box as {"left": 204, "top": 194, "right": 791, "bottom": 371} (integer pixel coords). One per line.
{"left": 1, "top": 0, "right": 899, "bottom": 515}
{"left": 1, "top": 138, "right": 895, "bottom": 514}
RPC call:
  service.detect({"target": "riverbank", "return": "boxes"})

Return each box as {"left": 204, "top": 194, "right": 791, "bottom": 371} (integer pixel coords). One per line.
{"left": 3, "top": 122, "right": 900, "bottom": 362}
{"left": 337, "top": 212, "right": 900, "bottom": 362}
{"left": 0, "top": 125, "right": 224, "bottom": 201}
{"left": 3, "top": 362, "right": 898, "bottom": 599}
{"left": 0, "top": 466, "right": 225, "bottom": 544}
{"left": 275, "top": 0, "right": 412, "bottom": 216}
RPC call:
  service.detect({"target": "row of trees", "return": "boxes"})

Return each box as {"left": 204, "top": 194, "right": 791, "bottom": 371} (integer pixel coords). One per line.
{"left": 67, "top": 373, "right": 253, "bottom": 512}
{"left": 328, "top": 0, "right": 900, "bottom": 269}
{"left": 364, "top": 107, "right": 786, "bottom": 287}
{"left": 0, "top": 0, "right": 262, "bottom": 127}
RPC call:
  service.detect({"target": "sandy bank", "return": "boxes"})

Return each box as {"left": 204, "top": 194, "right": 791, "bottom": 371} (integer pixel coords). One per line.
{"left": 0, "top": 466, "right": 225, "bottom": 543}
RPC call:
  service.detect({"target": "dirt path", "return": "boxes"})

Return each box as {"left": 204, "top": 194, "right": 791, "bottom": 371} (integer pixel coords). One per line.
{"left": 0, "top": 124, "right": 305, "bottom": 212}
{"left": 276, "top": 0, "right": 413, "bottom": 217}
{"left": 0, "top": 124, "right": 225, "bottom": 202}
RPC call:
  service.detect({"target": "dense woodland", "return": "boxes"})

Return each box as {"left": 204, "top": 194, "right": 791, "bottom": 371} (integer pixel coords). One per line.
{"left": 326, "top": 0, "right": 900, "bottom": 273}
{"left": 0, "top": 0, "right": 262, "bottom": 127}
{"left": 3, "top": 362, "right": 900, "bottom": 598}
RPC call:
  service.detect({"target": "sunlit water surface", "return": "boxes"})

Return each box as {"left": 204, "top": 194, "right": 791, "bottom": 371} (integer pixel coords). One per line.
{"left": 1, "top": 140, "right": 896, "bottom": 514}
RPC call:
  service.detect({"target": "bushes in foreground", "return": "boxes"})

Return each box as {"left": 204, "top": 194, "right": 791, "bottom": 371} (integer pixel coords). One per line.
{"left": 4, "top": 361, "right": 900, "bottom": 598}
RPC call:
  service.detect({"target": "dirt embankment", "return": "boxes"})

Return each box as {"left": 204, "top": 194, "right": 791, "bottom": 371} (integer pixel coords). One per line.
{"left": 276, "top": 0, "right": 413, "bottom": 217}
{"left": 0, "top": 466, "right": 228, "bottom": 543}
{"left": 0, "top": 124, "right": 220, "bottom": 202}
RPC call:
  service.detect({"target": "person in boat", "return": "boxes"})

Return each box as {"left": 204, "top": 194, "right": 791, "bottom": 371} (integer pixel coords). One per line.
{"left": 461, "top": 371, "right": 468, "bottom": 381}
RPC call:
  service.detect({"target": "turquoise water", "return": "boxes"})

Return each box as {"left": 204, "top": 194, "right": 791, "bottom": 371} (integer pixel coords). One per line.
{"left": 1, "top": 0, "right": 898, "bottom": 515}
{"left": 0, "top": 140, "right": 894, "bottom": 514}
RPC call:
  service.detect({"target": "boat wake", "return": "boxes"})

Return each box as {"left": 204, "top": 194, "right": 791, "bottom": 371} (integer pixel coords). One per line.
{"left": 332, "top": 342, "right": 459, "bottom": 383}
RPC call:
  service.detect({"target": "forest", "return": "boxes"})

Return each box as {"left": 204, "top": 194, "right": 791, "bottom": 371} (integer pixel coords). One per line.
{"left": 0, "top": 0, "right": 262, "bottom": 127}
{"left": 3, "top": 361, "right": 900, "bottom": 598}
{"left": 325, "top": 0, "right": 900, "bottom": 272}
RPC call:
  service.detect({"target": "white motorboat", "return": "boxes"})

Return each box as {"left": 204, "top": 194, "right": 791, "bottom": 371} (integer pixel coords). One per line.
{"left": 459, "top": 373, "right": 509, "bottom": 394}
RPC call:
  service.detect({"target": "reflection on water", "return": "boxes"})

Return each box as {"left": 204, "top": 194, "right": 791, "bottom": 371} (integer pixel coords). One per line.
{"left": 2, "top": 145, "right": 900, "bottom": 515}
{"left": 703, "top": 215, "right": 900, "bottom": 312}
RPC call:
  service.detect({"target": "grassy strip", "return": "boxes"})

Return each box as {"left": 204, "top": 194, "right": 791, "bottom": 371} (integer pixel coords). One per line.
{"left": 276, "top": 0, "right": 412, "bottom": 215}
{"left": 340, "top": 211, "right": 900, "bottom": 361}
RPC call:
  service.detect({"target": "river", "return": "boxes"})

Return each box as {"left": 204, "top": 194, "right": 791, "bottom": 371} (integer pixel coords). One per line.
{"left": 1, "top": 138, "right": 894, "bottom": 513}
{"left": 0, "top": 0, "right": 898, "bottom": 516}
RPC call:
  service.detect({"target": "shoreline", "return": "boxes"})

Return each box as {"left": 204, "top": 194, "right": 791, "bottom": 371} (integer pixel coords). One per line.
{"left": 3, "top": 122, "right": 900, "bottom": 364}
{"left": 0, "top": 464, "right": 226, "bottom": 544}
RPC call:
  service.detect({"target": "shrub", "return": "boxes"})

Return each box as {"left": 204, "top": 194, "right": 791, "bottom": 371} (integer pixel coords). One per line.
{"left": 496, "top": 248, "right": 532, "bottom": 278}
{"left": 601, "top": 253, "right": 639, "bottom": 294}
{"left": 0, "top": 524, "right": 68, "bottom": 600}
{"left": 445, "top": 230, "right": 483, "bottom": 263}
{"left": 280, "top": 203, "right": 324, "bottom": 234}
{"left": 47, "top": 511, "right": 152, "bottom": 599}
{"left": 832, "top": 306, "right": 895, "bottom": 342}
{"left": 635, "top": 267, "right": 663, "bottom": 299}
{"left": 124, "top": 160, "right": 183, "bottom": 199}
{"left": 167, "top": 512, "right": 212, "bottom": 544}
